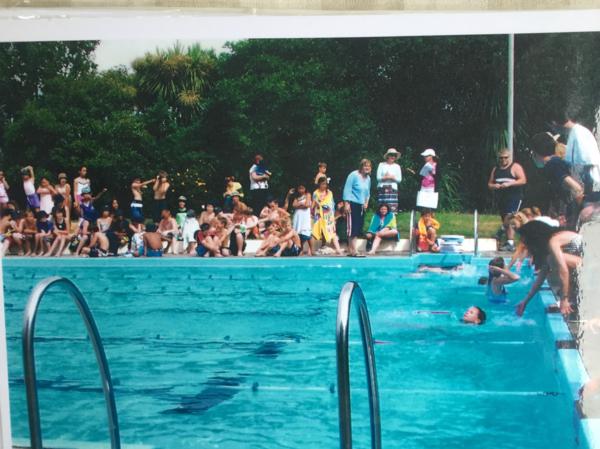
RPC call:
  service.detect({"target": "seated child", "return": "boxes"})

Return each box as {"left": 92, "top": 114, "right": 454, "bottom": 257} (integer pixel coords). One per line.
{"left": 366, "top": 203, "right": 399, "bottom": 255}
{"left": 0, "top": 209, "right": 17, "bottom": 255}
{"left": 255, "top": 221, "right": 281, "bottom": 257}
{"left": 81, "top": 224, "right": 110, "bottom": 257}
{"left": 415, "top": 210, "right": 440, "bottom": 253}
{"left": 194, "top": 223, "right": 221, "bottom": 257}
{"left": 462, "top": 306, "right": 486, "bottom": 325}
{"left": 47, "top": 209, "right": 71, "bottom": 256}
{"left": 486, "top": 256, "right": 520, "bottom": 303}
{"left": 143, "top": 223, "right": 164, "bottom": 257}
{"left": 273, "top": 218, "right": 301, "bottom": 257}
{"left": 35, "top": 210, "right": 54, "bottom": 256}
{"left": 19, "top": 209, "right": 38, "bottom": 256}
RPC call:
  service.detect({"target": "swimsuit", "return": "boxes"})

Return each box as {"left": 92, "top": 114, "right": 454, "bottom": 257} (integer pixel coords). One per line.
{"left": 487, "top": 282, "right": 508, "bottom": 304}
{"left": 562, "top": 234, "right": 583, "bottom": 256}
{"left": 146, "top": 248, "right": 163, "bottom": 257}
{"left": 282, "top": 244, "right": 301, "bottom": 257}
{"left": 130, "top": 200, "right": 144, "bottom": 222}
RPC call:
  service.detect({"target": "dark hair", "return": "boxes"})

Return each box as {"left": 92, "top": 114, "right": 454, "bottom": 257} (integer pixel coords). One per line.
{"left": 53, "top": 194, "right": 65, "bottom": 204}
{"left": 517, "top": 220, "right": 560, "bottom": 268}
{"left": 474, "top": 306, "right": 486, "bottom": 324}
{"left": 488, "top": 256, "right": 505, "bottom": 283}
{"left": 146, "top": 223, "right": 158, "bottom": 232}
{"left": 36, "top": 210, "right": 48, "bottom": 220}
{"left": 377, "top": 203, "right": 390, "bottom": 216}
{"left": 200, "top": 223, "right": 210, "bottom": 232}
{"left": 530, "top": 132, "right": 556, "bottom": 157}
{"left": 1, "top": 209, "right": 14, "bottom": 218}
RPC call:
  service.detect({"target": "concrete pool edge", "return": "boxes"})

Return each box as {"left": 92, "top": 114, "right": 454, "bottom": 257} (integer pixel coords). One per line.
{"left": 540, "top": 289, "right": 597, "bottom": 449}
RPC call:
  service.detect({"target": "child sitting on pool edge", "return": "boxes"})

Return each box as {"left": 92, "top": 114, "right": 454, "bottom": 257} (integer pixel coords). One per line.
{"left": 415, "top": 210, "right": 440, "bottom": 253}
{"left": 486, "top": 256, "right": 520, "bottom": 303}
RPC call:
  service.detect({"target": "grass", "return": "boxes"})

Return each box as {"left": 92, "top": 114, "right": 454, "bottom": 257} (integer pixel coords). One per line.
{"left": 364, "top": 211, "right": 501, "bottom": 239}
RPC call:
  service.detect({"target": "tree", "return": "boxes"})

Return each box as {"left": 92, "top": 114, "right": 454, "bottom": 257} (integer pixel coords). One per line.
{"left": 132, "top": 43, "right": 217, "bottom": 126}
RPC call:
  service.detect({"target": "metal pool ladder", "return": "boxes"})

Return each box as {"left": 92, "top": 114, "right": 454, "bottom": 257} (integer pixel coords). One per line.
{"left": 336, "top": 282, "right": 382, "bottom": 449}
{"left": 22, "top": 277, "right": 121, "bottom": 449}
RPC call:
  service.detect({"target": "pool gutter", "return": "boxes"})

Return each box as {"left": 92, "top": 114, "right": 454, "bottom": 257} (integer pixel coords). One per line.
{"left": 539, "top": 289, "right": 600, "bottom": 449}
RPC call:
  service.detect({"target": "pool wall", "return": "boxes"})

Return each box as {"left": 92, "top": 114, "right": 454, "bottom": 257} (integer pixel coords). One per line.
{"left": 539, "top": 289, "right": 598, "bottom": 449}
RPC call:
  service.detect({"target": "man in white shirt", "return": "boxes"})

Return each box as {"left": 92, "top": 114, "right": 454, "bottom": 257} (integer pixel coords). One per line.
{"left": 555, "top": 113, "right": 600, "bottom": 195}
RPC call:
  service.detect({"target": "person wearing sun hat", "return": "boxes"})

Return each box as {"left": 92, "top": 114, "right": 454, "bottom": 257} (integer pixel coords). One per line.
{"left": 416, "top": 148, "right": 439, "bottom": 210}
{"left": 376, "top": 148, "right": 403, "bottom": 213}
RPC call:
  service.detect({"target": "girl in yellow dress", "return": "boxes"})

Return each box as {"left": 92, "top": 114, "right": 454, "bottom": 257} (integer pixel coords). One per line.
{"left": 311, "top": 177, "right": 343, "bottom": 255}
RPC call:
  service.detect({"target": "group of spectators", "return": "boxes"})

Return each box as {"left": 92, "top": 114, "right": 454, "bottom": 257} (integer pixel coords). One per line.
{"left": 486, "top": 113, "right": 600, "bottom": 318}
{"left": 0, "top": 148, "right": 440, "bottom": 258}
{"left": 0, "top": 111, "right": 597, "bottom": 276}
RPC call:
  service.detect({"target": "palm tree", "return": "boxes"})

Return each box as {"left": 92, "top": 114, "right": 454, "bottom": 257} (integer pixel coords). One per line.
{"left": 132, "top": 42, "right": 216, "bottom": 124}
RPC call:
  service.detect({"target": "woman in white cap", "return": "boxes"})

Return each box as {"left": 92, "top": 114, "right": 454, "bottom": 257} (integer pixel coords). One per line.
{"left": 376, "top": 148, "right": 402, "bottom": 213}
{"left": 416, "top": 148, "right": 439, "bottom": 210}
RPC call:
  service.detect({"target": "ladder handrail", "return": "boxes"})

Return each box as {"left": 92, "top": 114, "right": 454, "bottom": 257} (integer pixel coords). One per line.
{"left": 408, "top": 209, "right": 415, "bottom": 256}
{"left": 22, "top": 277, "right": 121, "bottom": 449}
{"left": 336, "top": 282, "right": 381, "bottom": 449}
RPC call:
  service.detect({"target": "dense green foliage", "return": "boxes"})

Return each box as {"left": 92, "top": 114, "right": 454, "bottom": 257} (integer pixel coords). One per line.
{"left": 0, "top": 34, "right": 598, "bottom": 211}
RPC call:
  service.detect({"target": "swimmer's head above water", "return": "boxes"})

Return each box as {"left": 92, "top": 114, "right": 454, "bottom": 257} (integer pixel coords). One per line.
{"left": 462, "top": 306, "right": 486, "bottom": 325}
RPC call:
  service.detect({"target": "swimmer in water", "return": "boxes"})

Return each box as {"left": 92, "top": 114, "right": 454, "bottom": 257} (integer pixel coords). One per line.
{"left": 486, "top": 256, "right": 520, "bottom": 303}
{"left": 462, "top": 306, "right": 486, "bottom": 325}
{"left": 416, "top": 264, "right": 463, "bottom": 274}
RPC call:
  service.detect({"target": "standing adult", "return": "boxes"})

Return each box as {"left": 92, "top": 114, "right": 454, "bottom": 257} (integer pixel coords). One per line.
{"left": 416, "top": 148, "right": 439, "bottom": 210}
{"left": 487, "top": 148, "right": 527, "bottom": 251}
{"left": 73, "top": 166, "right": 90, "bottom": 208}
{"left": 152, "top": 170, "right": 170, "bottom": 223}
{"left": 554, "top": 112, "right": 600, "bottom": 197}
{"left": 529, "top": 132, "right": 587, "bottom": 229}
{"left": 343, "top": 159, "right": 372, "bottom": 257}
{"left": 248, "top": 154, "right": 270, "bottom": 215}
{"left": 376, "top": 148, "right": 402, "bottom": 213}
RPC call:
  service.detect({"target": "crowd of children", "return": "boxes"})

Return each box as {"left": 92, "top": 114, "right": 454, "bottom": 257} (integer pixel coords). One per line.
{"left": 0, "top": 150, "right": 445, "bottom": 258}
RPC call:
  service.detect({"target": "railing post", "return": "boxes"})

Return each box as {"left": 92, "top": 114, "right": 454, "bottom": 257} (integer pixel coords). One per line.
{"left": 23, "top": 277, "right": 121, "bottom": 449}
{"left": 336, "top": 282, "right": 381, "bottom": 449}
{"left": 473, "top": 209, "right": 479, "bottom": 256}
{"left": 408, "top": 209, "right": 415, "bottom": 256}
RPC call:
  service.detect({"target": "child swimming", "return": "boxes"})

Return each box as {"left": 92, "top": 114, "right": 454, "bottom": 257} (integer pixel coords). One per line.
{"left": 486, "top": 256, "right": 520, "bottom": 303}
{"left": 462, "top": 306, "right": 487, "bottom": 325}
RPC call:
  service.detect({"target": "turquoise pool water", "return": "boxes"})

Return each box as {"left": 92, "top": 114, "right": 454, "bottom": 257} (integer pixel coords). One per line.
{"left": 3, "top": 257, "right": 577, "bottom": 449}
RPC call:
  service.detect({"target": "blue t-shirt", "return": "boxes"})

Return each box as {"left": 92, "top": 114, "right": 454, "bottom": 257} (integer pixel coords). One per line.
{"left": 36, "top": 220, "right": 54, "bottom": 233}
{"left": 343, "top": 170, "right": 371, "bottom": 204}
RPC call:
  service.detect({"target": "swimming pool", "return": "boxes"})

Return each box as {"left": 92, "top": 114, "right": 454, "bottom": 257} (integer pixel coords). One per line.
{"left": 3, "top": 257, "right": 579, "bottom": 449}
